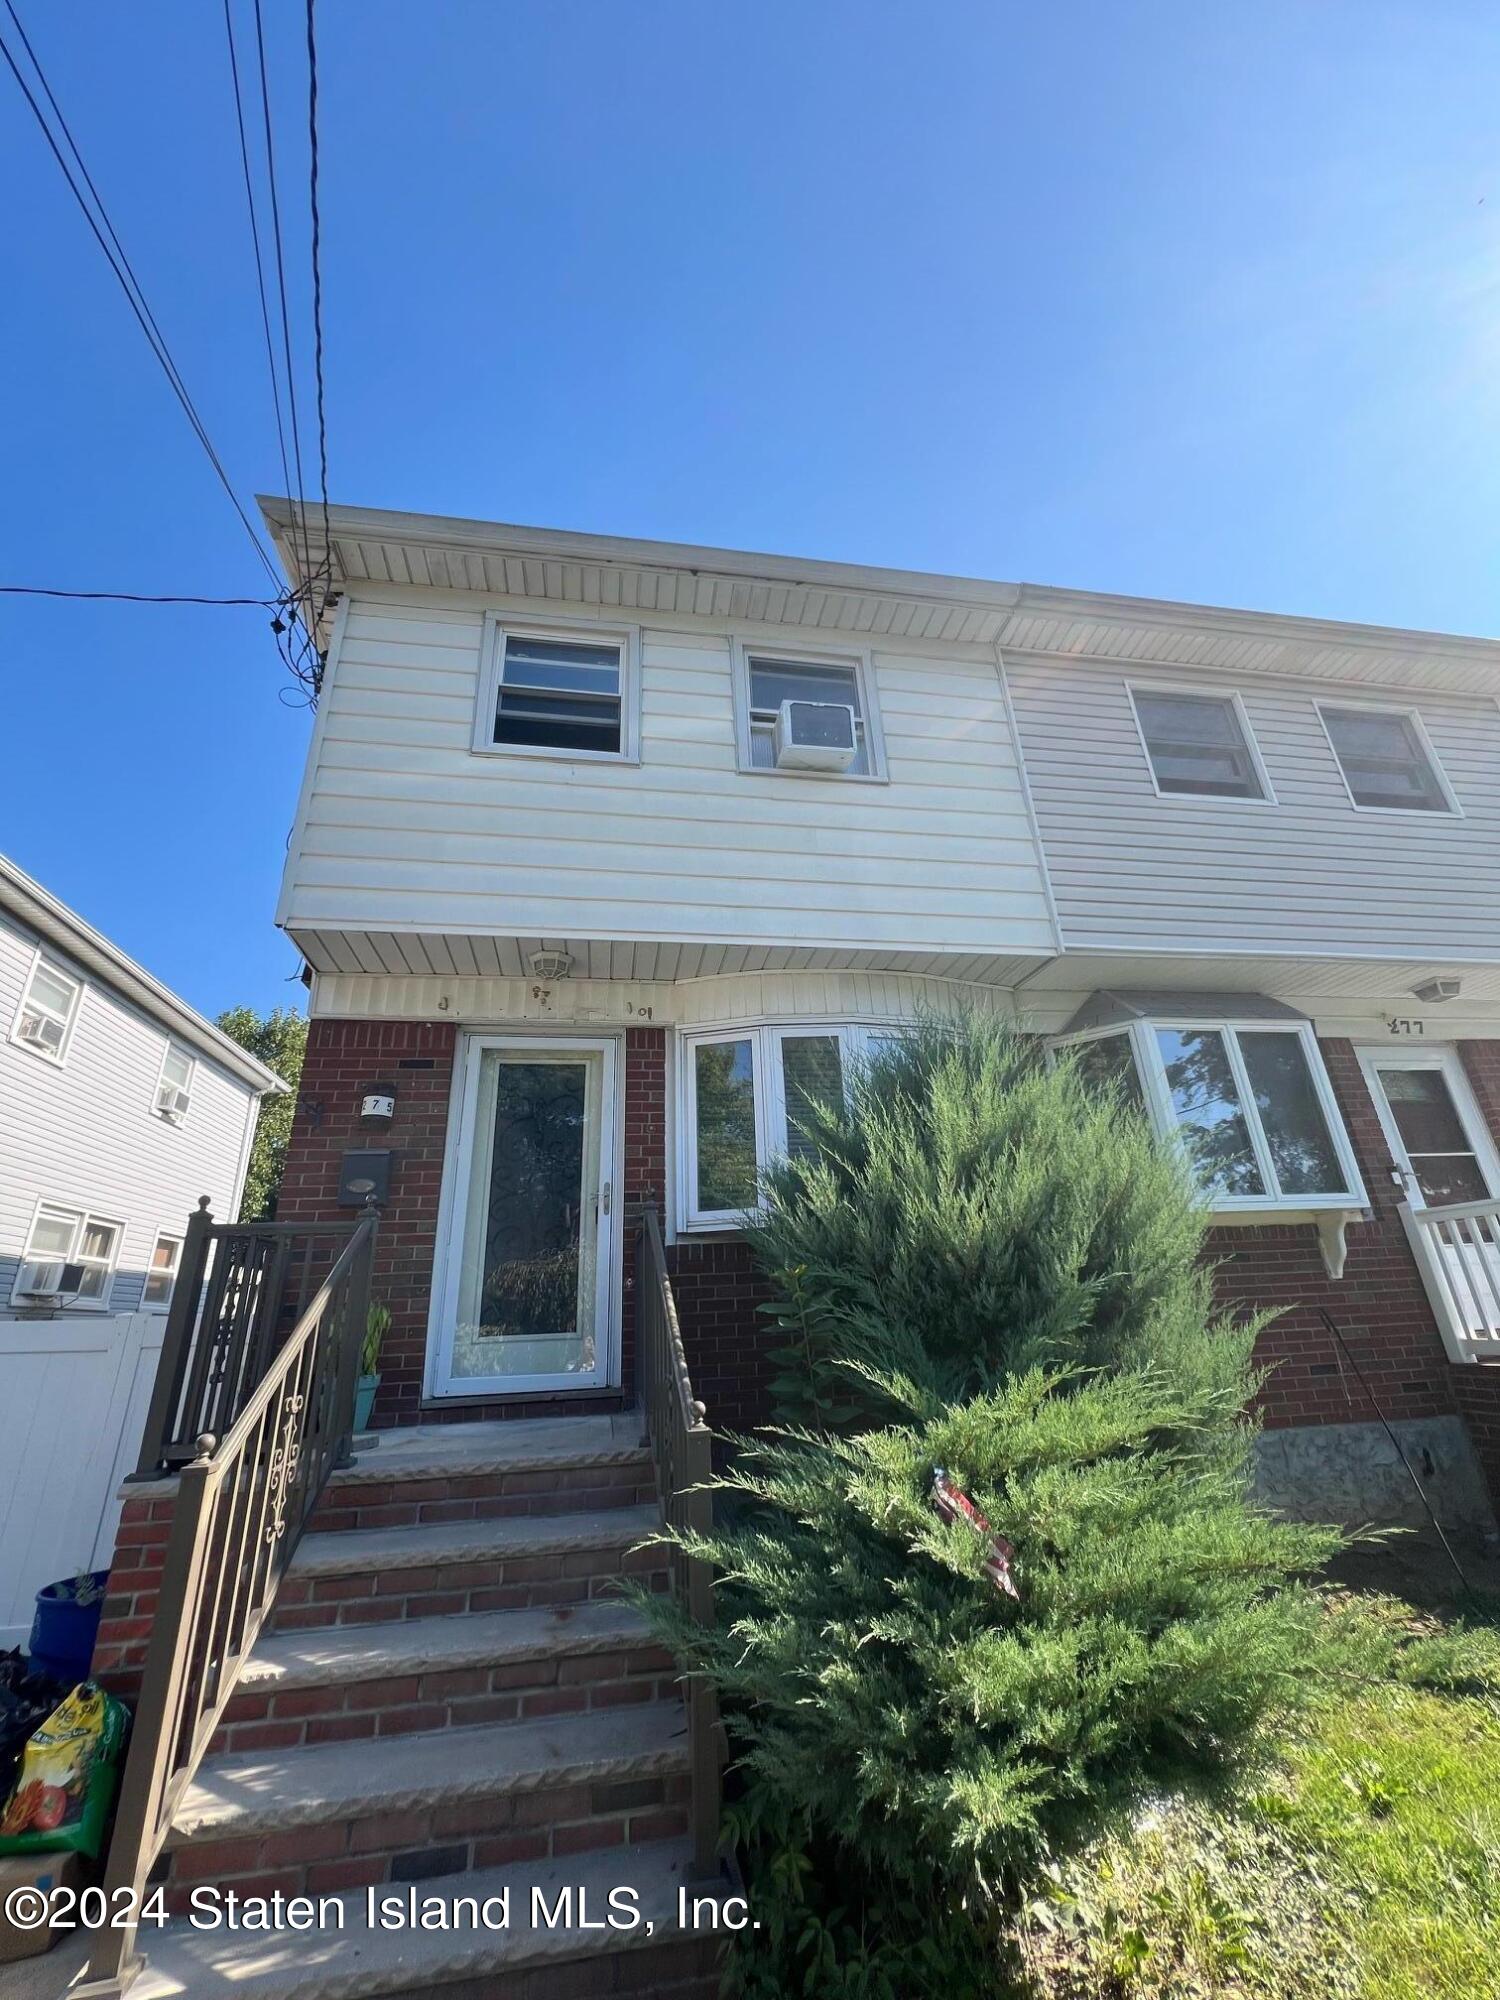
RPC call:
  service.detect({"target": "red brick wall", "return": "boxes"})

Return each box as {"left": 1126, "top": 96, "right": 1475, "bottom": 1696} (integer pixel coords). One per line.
{"left": 275, "top": 1017, "right": 1500, "bottom": 1450}
{"left": 92, "top": 1490, "right": 175, "bottom": 1702}
{"left": 1210, "top": 1038, "right": 1456, "bottom": 1431}
{"left": 278, "top": 1020, "right": 457, "bottom": 1428}
{"left": 1450, "top": 1363, "right": 1500, "bottom": 1498}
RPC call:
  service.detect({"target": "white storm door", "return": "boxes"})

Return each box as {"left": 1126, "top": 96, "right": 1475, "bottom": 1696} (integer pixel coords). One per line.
{"left": 433, "top": 1037, "right": 618, "bottom": 1396}
{"left": 1361, "top": 1046, "right": 1500, "bottom": 1348}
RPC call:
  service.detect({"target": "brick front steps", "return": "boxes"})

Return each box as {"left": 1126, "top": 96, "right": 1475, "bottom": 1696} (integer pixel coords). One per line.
{"left": 110, "top": 1415, "right": 721, "bottom": 2000}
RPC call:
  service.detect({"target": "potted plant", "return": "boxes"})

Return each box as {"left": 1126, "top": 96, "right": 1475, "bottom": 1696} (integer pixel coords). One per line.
{"left": 28, "top": 1569, "right": 108, "bottom": 1687}
{"left": 355, "top": 1303, "right": 389, "bottom": 1433}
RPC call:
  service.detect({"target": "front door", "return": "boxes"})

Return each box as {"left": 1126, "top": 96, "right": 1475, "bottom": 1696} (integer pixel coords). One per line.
{"left": 432, "top": 1037, "right": 618, "bottom": 1397}
{"left": 1360, "top": 1045, "right": 1500, "bottom": 1347}
{"left": 1358, "top": 1047, "right": 1500, "bottom": 1209}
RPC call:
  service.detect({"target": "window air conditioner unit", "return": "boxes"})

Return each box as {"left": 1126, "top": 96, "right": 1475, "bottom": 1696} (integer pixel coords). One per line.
{"left": 772, "top": 700, "right": 857, "bottom": 772}
{"left": 17, "top": 1015, "right": 62, "bottom": 1053}
{"left": 156, "top": 1081, "right": 190, "bottom": 1123}
{"left": 15, "top": 1260, "right": 69, "bottom": 1302}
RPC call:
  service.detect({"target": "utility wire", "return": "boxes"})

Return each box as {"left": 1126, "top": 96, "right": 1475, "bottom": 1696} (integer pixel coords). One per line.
{"left": 0, "top": 0, "right": 281, "bottom": 590}
{"left": 0, "top": 585, "right": 279, "bottom": 605}
{"left": 223, "top": 0, "right": 295, "bottom": 519}
{"left": 250, "top": 0, "right": 314, "bottom": 588}
{"left": 306, "top": 0, "right": 333, "bottom": 579}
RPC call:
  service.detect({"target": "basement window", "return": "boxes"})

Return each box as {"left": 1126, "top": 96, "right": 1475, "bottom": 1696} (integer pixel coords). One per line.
{"left": 1055, "top": 1006, "right": 1364, "bottom": 1213}
{"left": 474, "top": 618, "right": 639, "bottom": 763}
{"left": 680, "top": 1022, "right": 903, "bottom": 1228}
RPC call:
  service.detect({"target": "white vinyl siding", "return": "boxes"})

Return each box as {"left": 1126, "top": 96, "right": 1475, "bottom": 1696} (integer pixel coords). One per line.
{"left": 1006, "top": 658, "right": 1500, "bottom": 956}
{"left": 0, "top": 914, "right": 261, "bottom": 1313}
{"left": 279, "top": 594, "right": 1057, "bottom": 960}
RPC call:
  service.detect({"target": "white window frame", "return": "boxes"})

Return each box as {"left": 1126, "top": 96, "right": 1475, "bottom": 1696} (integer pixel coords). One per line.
{"left": 729, "top": 640, "right": 889, "bottom": 782}
{"left": 153, "top": 1043, "right": 196, "bottom": 1126}
{"left": 1054, "top": 1016, "right": 1365, "bottom": 1214}
{"left": 10, "top": 950, "right": 83, "bottom": 1065}
{"left": 471, "top": 614, "right": 640, "bottom": 765}
{"left": 10, "top": 1200, "right": 123, "bottom": 1310}
{"left": 678, "top": 1020, "right": 900, "bottom": 1229}
{"left": 1314, "top": 698, "right": 1462, "bottom": 818}
{"left": 1126, "top": 682, "right": 1277, "bottom": 807}
{"left": 141, "top": 1230, "right": 184, "bottom": 1311}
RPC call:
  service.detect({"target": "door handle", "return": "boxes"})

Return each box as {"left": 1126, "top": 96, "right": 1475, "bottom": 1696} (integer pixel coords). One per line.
{"left": 599, "top": 1181, "right": 612, "bottom": 1217}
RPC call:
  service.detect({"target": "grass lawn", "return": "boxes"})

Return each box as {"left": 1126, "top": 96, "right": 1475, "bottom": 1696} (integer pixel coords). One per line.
{"left": 1012, "top": 1540, "right": 1500, "bottom": 1999}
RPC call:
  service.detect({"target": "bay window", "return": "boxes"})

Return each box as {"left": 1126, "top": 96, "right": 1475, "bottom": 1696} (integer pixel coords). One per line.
{"left": 681, "top": 1022, "right": 898, "bottom": 1227}
{"left": 1056, "top": 1010, "right": 1363, "bottom": 1213}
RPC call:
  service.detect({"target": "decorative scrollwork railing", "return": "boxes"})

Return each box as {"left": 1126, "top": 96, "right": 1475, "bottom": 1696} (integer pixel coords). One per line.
{"left": 84, "top": 1207, "right": 377, "bottom": 1995}
{"left": 133, "top": 1200, "right": 366, "bottom": 1478}
{"left": 635, "top": 1207, "right": 721, "bottom": 1880}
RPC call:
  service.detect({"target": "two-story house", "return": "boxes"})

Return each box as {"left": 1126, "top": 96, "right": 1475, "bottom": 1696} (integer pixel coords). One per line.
{"left": 0, "top": 853, "right": 283, "bottom": 1643}
{"left": 74, "top": 504, "right": 1500, "bottom": 2000}
{"left": 261, "top": 499, "right": 1500, "bottom": 1532}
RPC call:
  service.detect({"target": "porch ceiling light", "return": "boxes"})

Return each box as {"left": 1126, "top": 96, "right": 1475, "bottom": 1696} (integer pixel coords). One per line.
{"left": 1410, "top": 977, "right": 1462, "bottom": 1003}
{"left": 529, "top": 949, "right": 574, "bottom": 981}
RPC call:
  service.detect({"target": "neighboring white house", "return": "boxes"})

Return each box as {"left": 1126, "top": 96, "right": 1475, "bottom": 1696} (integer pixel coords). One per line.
{"left": 0, "top": 853, "right": 284, "bottom": 1644}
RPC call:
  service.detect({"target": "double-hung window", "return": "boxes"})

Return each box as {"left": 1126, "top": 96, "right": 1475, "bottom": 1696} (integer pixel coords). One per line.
{"left": 12, "top": 956, "right": 82, "bottom": 1062}
{"left": 12, "top": 1203, "right": 123, "bottom": 1307}
{"left": 733, "top": 645, "right": 885, "bottom": 778}
{"left": 682, "top": 1022, "right": 899, "bottom": 1227}
{"left": 474, "top": 618, "right": 639, "bottom": 762}
{"left": 154, "top": 1044, "right": 195, "bottom": 1124}
{"left": 142, "top": 1232, "right": 183, "bottom": 1309}
{"left": 1128, "top": 686, "right": 1272, "bottom": 801}
{"left": 1058, "top": 1014, "right": 1362, "bottom": 1211}
{"left": 1317, "top": 703, "right": 1458, "bottom": 814}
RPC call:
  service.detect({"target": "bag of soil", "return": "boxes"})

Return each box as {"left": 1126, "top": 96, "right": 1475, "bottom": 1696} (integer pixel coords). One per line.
{"left": 0, "top": 1683, "right": 128, "bottom": 1859}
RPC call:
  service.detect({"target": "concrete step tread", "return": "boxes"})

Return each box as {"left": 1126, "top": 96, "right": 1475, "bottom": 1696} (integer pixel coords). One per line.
{"left": 119, "top": 1842, "right": 705, "bottom": 2000}
{"left": 291, "top": 1503, "right": 662, "bottom": 1578}
{"left": 241, "top": 1599, "right": 658, "bottom": 1692}
{"left": 170, "top": 1701, "right": 690, "bottom": 1845}
{"left": 330, "top": 1413, "right": 650, "bottom": 1489}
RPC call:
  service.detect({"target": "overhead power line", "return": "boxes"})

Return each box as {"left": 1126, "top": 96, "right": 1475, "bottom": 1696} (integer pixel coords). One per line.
{"left": 0, "top": 585, "right": 279, "bottom": 605}
{"left": 223, "top": 0, "right": 295, "bottom": 522}
{"left": 250, "top": 0, "right": 314, "bottom": 586}
{"left": 305, "top": 0, "right": 332, "bottom": 570}
{"left": 0, "top": 0, "right": 282, "bottom": 591}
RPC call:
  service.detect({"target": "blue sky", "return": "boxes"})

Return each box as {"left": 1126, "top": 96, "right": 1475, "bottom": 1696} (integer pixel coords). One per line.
{"left": 3, "top": 0, "right": 1497, "bottom": 1018}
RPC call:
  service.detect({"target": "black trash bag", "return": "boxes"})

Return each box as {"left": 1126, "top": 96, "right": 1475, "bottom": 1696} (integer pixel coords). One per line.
{"left": 0, "top": 1651, "right": 68, "bottom": 1799}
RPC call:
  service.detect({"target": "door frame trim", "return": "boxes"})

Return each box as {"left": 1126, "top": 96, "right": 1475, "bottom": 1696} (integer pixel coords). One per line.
{"left": 424, "top": 1029, "right": 625, "bottom": 1400}
{"left": 1355, "top": 1043, "right": 1500, "bottom": 1207}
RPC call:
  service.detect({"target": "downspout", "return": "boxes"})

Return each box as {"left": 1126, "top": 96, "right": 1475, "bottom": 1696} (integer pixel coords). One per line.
{"left": 990, "top": 621, "right": 1065, "bottom": 1021}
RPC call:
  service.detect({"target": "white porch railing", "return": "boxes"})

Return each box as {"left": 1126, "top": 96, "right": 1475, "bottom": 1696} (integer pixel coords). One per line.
{"left": 1400, "top": 1198, "right": 1500, "bottom": 1363}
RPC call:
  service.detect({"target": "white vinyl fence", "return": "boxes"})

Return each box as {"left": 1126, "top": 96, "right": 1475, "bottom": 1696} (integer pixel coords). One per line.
{"left": 0, "top": 1312, "right": 165, "bottom": 1648}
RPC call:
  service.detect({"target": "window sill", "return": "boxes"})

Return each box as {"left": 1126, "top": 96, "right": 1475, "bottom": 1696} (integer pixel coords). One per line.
{"left": 734, "top": 763, "right": 890, "bottom": 785}
{"left": 468, "top": 742, "right": 640, "bottom": 768}
{"left": 1205, "top": 1204, "right": 1368, "bottom": 1279}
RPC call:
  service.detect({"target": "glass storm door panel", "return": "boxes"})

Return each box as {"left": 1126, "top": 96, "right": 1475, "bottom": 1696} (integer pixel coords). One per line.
{"left": 1368, "top": 1060, "right": 1495, "bottom": 1208}
{"left": 448, "top": 1048, "right": 612, "bottom": 1390}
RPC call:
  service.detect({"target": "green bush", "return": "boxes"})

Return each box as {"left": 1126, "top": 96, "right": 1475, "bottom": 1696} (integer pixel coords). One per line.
{"left": 634, "top": 1015, "right": 1359, "bottom": 1995}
